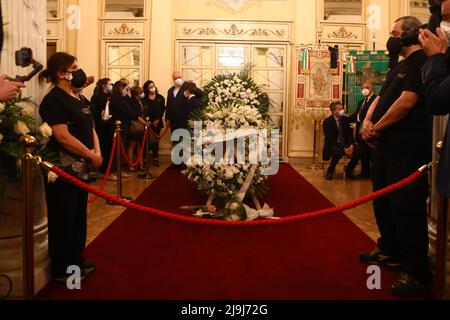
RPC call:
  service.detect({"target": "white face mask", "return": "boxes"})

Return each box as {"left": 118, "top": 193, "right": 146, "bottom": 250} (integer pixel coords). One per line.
{"left": 140, "top": 93, "right": 145, "bottom": 99}
{"left": 65, "top": 73, "right": 73, "bottom": 82}
{"left": 362, "top": 88, "right": 370, "bottom": 97}
{"left": 440, "top": 20, "right": 450, "bottom": 43}
{"left": 106, "top": 84, "right": 113, "bottom": 93}
{"left": 149, "top": 88, "right": 156, "bottom": 94}
{"left": 174, "top": 78, "right": 184, "bottom": 87}
{"left": 338, "top": 110, "right": 345, "bottom": 117}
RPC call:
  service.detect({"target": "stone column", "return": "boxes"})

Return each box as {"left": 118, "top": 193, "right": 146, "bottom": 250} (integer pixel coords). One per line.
{"left": 429, "top": 115, "right": 450, "bottom": 297}
{"left": 0, "top": 0, "right": 50, "bottom": 298}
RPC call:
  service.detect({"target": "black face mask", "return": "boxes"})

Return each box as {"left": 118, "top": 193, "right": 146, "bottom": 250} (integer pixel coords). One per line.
{"left": 386, "top": 37, "right": 403, "bottom": 57}
{"left": 71, "top": 69, "right": 87, "bottom": 89}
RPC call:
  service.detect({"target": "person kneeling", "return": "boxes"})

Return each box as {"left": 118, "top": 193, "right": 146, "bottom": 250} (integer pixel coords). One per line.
{"left": 322, "top": 102, "right": 355, "bottom": 180}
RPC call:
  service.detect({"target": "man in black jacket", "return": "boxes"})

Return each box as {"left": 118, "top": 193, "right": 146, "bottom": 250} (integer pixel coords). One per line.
{"left": 347, "top": 82, "right": 377, "bottom": 178}
{"left": 322, "top": 102, "right": 354, "bottom": 180}
{"left": 419, "top": 1, "right": 450, "bottom": 198}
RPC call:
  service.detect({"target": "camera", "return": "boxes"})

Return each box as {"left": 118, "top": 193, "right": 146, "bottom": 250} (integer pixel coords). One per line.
{"left": 401, "top": 0, "right": 442, "bottom": 47}
{"left": 13, "top": 47, "right": 43, "bottom": 82}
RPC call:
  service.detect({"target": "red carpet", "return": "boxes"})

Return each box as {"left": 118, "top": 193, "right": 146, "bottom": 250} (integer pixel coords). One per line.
{"left": 37, "top": 164, "right": 421, "bottom": 300}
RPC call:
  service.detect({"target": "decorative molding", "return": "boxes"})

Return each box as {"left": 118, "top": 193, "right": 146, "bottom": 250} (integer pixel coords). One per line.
{"left": 327, "top": 27, "right": 357, "bottom": 39}
{"left": 410, "top": 0, "right": 428, "bottom": 9}
{"left": 102, "top": 20, "right": 146, "bottom": 39}
{"left": 177, "top": 20, "right": 291, "bottom": 42}
{"left": 110, "top": 23, "right": 139, "bottom": 35}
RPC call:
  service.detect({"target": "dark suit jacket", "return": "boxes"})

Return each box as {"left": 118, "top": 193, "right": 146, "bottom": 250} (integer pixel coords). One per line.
{"left": 109, "top": 94, "right": 137, "bottom": 137}
{"left": 423, "top": 53, "right": 450, "bottom": 196}
{"left": 322, "top": 115, "right": 354, "bottom": 161}
{"left": 349, "top": 94, "right": 377, "bottom": 141}
{"left": 166, "top": 84, "right": 203, "bottom": 130}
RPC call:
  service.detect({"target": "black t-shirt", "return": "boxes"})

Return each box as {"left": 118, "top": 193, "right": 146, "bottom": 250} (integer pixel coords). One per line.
{"left": 372, "top": 50, "right": 429, "bottom": 153}
{"left": 39, "top": 86, "right": 94, "bottom": 152}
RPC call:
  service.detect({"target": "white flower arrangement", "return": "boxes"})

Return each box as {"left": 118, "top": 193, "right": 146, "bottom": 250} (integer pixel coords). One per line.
{"left": 184, "top": 72, "right": 274, "bottom": 220}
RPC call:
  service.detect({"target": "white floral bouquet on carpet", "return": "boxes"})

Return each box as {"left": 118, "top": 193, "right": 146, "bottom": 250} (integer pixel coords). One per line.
{"left": 182, "top": 72, "right": 279, "bottom": 221}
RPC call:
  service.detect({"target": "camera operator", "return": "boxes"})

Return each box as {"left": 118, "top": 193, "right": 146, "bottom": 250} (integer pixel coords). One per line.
{"left": 0, "top": 75, "right": 25, "bottom": 102}
{"left": 419, "top": 0, "right": 450, "bottom": 198}
{"left": 360, "top": 16, "right": 432, "bottom": 296}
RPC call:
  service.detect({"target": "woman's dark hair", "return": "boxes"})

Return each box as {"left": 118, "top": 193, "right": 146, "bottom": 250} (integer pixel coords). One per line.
{"left": 39, "top": 52, "right": 77, "bottom": 84}
{"left": 143, "top": 80, "right": 157, "bottom": 97}
{"left": 112, "top": 80, "right": 127, "bottom": 97}
{"left": 131, "top": 86, "right": 143, "bottom": 103}
{"left": 94, "top": 78, "right": 111, "bottom": 95}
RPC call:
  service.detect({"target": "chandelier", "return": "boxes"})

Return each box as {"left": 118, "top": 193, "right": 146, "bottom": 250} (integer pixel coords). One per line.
{"left": 220, "top": 0, "right": 247, "bottom": 11}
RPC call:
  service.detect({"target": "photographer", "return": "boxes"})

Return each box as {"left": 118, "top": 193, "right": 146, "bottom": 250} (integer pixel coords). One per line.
{"left": 419, "top": 0, "right": 450, "bottom": 197}
{"left": 0, "top": 75, "right": 25, "bottom": 102}
{"left": 360, "top": 16, "right": 431, "bottom": 296}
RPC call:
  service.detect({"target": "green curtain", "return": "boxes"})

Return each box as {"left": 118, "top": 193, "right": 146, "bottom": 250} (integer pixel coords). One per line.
{"left": 347, "top": 50, "right": 389, "bottom": 114}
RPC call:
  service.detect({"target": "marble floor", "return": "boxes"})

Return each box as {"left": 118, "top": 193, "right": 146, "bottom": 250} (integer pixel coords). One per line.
{"left": 86, "top": 158, "right": 379, "bottom": 245}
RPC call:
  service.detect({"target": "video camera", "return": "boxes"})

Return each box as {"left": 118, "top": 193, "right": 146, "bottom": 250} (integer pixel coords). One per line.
{"left": 401, "top": 0, "right": 443, "bottom": 47}
{"left": 13, "top": 47, "right": 43, "bottom": 82}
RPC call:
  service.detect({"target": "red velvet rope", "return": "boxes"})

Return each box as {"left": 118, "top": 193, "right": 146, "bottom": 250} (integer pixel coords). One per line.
{"left": 88, "top": 135, "right": 117, "bottom": 203}
{"left": 120, "top": 128, "right": 148, "bottom": 168}
{"left": 149, "top": 126, "right": 170, "bottom": 140}
{"left": 46, "top": 163, "right": 425, "bottom": 227}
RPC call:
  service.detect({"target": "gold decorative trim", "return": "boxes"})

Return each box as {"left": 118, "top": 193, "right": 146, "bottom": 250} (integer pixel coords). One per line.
{"left": 327, "top": 27, "right": 357, "bottom": 39}
{"left": 410, "top": 0, "right": 428, "bottom": 9}
{"left": 182, "top": 24, "right": 285, "bottom": 38}
{"left": 109, "top": 23, "right": 139, "bottom": 36}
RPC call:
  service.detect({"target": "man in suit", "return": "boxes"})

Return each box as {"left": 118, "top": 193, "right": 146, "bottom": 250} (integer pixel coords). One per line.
{"left": 322, "top": 102, "right": 354, "bottom": 180}
{"left": 346, "top": 82, "right": 377, "bottom": 178}
{"left": 420, "top": 4, "right": 450, "bottom": 198}
{"left": 166, "top": 71, "right": 203, "bottom": 132}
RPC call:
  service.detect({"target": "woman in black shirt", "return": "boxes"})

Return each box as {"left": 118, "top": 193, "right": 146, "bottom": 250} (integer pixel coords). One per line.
{"left": 90, "top": 78, "right": 112, "bottom": 174}
{"left": 38, "top": 52, "right": 102, "bottom": 281}
{"left": 142, "top": 80, "right": 166, "bottom": 166}
{"left": 127, "top": 86, "right": 147, "bottom": 171}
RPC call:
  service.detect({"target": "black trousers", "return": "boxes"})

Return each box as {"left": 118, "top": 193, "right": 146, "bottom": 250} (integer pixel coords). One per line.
{"left": 150, "top": 126, "right": 161, "bottom": 159}
{"left": 347, "top": 140, "right": 372, "bottom": 176}
{"left": 326, "top": 145, "right": 346, "bottom": 174}
{"left": 45, "top": 179, "right": 88, "bottom": 276}
{"left": 372, "top": 147, "right": 430, "bottom": 280}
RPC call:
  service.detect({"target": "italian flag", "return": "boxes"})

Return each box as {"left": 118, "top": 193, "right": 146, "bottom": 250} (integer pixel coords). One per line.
{"left": 301, "top": 48, "right": 311, "bottom": 74}
{"left": 347, "top": 56, "right": 356, "bottom": 73}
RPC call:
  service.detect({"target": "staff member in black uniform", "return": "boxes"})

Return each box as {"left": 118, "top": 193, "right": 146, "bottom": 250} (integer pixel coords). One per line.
{"left": 347, "top": 82, "right": 377, "bottom": 178}
{"left": 142, "top": 80, "right": 165, "bottom": 166}
{"left": 419, "top": 0, "right": 450, "bottom": 198}
{"left": 360, "top": 16, "right": 431, "bottom": 296}
{"left": 39, "top": 52, "right": 102, "bottom": 281}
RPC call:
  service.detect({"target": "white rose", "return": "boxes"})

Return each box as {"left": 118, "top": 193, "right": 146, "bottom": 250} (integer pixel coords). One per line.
{"left": 14, "top": 120, "right": 30, "bottom": 135}
{"left": 230, "top": 86, "right": 237, "bottom": 93}
{"left": 240, "top": 92, "right": 247, "bottom": 99}
{"left": 215, "top": 96, "right": 223, "bottom": 104}
{"left": 18, "top": 102, "right": 35, "bottom": 116}
{"left": 38, "top": 122, "right": 53, "bottom": 138}
{"left": 0, "top": 132, "right": 3, "bottom": 143}
{"left": 0, "top": 103, "right": 5, "bottom": 113}
{"left": 47, "top": 171, "right": 59, "bottom": 183}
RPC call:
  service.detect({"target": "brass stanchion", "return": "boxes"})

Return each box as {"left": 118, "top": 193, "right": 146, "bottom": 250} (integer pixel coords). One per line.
{"left": 19, "top": 135, "right": 36, "bottom": 299}
{"left": 139, "top": 120, "right": 156, "bottom": 180}
{"left": 307, "top": 120, "right": 321, "bottom": 170}
{"left": 108, "top": 121, "right": 132, "bottom": 205}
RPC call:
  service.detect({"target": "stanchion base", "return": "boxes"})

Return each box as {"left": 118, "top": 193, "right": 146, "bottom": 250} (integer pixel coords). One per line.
{"left": 107, "top": 196, "right": 134, "bottom": 206}
{"left": 138, "top": 173, "right": 157, "bottom": 180}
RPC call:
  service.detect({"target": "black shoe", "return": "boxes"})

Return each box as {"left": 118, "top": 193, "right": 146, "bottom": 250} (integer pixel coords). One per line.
{"left": 358, "top": 172, "right": 370, "bottom": 179}
{"left": 326, "top": 172, "right": 333, "bottom": 180}
{"left": 81, "top": 260, "right": 96, "bottom": 276}
{"left": 359, "top": 247, "right": 402, "bottom": 267}
{"left": 53, "top": 271, "right": 87, "bottom": 283}
{"left": 390, "top": 272, "right": 431, "bottom": 296}
{"left": 153, "top": 158, "right": 160, "bottom": 167}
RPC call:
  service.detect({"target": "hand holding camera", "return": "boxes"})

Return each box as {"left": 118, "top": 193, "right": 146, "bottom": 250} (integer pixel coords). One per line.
{"left": 0, "top": 74, "right": 26, "bottom": 102}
